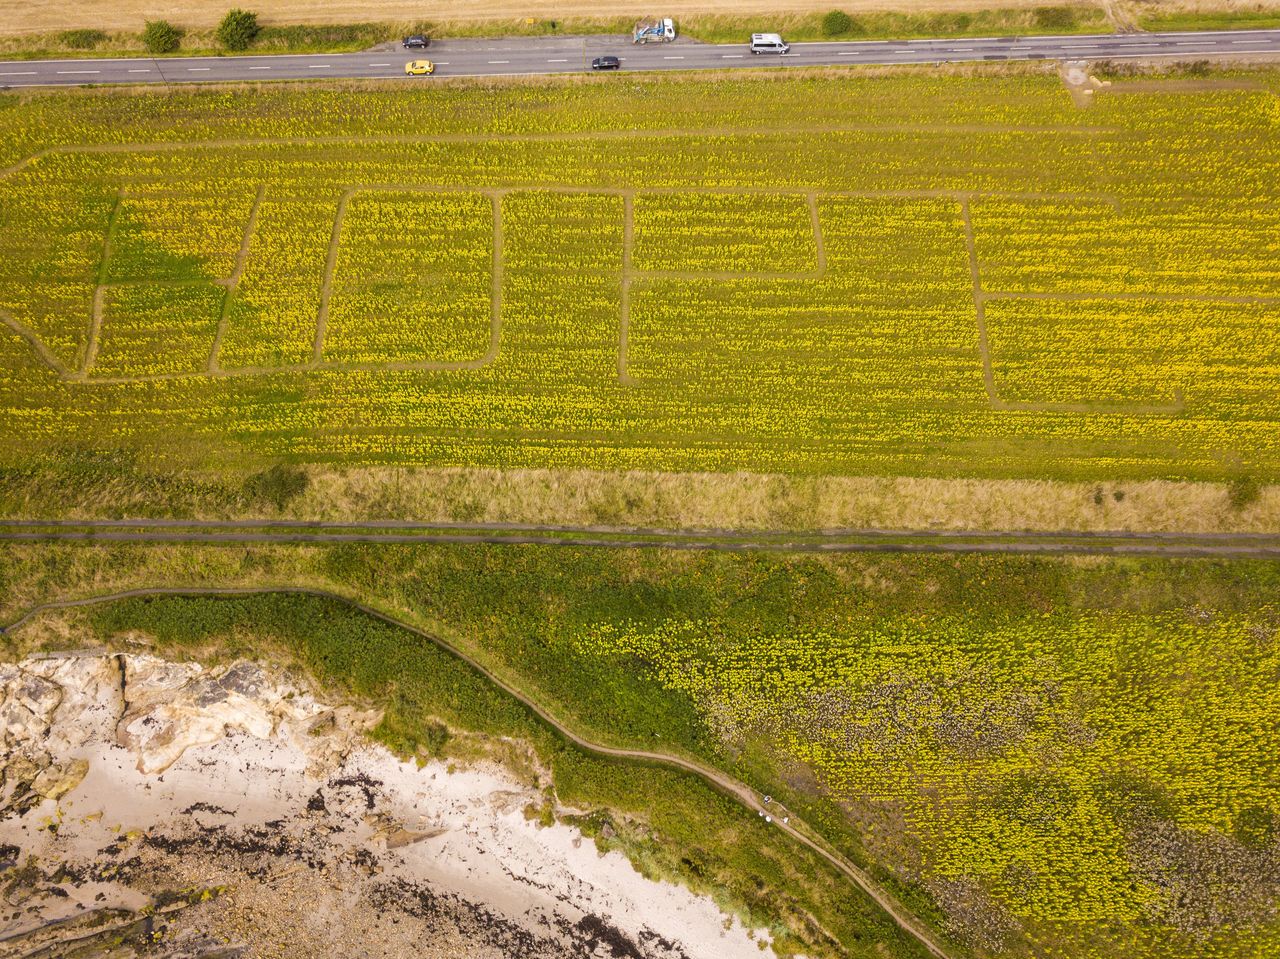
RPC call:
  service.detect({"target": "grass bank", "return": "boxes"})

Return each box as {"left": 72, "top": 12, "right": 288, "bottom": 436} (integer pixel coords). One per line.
{"left": 0, "top": 5, "right": 1108, "bottom": 61}
{"left": 3, "top": 541, "right": 1280, "bottom": 959}
{"left": 1136, "top": 7, "right": 1280, "bottom": 30}
{"left": 0, "top": 21, "right": 434, "bottom": 61}
{"left": 2, "top": 587, "right": 938, "bottom": 959}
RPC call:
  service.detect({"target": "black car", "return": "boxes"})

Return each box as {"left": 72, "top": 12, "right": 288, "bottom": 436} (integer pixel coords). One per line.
{"left": 402, "top": 35, "right": 430, "bottom": 49}
{"left": 591, "top": 55, "right": 621, "bottom": 70}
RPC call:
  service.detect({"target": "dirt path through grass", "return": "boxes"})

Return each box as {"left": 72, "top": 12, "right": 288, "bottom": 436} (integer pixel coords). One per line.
{"left": 2, "top": 519, "right": 1280, "bottom": 556}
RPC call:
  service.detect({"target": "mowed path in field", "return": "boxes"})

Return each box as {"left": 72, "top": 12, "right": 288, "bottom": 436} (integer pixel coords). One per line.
{"left": 1, "top": 0, "right": 1069, "bottom": 34}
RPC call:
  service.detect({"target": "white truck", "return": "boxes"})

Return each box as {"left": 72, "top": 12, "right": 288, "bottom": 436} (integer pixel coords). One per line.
{"left": 633, "top": 18, "right": 676, "bottom": 43}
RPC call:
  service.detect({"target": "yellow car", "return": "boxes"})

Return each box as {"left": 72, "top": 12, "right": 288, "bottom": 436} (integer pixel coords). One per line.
{"left": 404, "top": 60, "right": 435, "bottom": 76}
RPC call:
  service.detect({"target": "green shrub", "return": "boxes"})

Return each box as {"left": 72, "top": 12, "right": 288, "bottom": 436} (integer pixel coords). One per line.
{"left": 821, "top": 10, "right": 854, "bottom": 36}
{"left": 216, "top": 8, "right": 261, "bottom": 51}
{"left": 59, "top": 29, "right": 108, "bottom": 50}
{"left": 141, "top": 20, "right": 182, "bottom": 54}
{"left": 1227, "top": 475, "right": 1262, "bottom": 511}
{"left": 1033, "top": 5, "right": 1078, "bottom": 30}
{"left": 242, "top": 463, "right": 309, "bottom": 510}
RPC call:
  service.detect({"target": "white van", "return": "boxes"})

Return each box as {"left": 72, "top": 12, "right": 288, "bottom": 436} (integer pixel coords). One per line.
{"left": 750, "top": 33, "right": 789, "bottom": 55}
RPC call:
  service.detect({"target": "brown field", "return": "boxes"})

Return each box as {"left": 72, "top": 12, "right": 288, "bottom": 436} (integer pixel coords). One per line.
{"left": 3, "top": 0, "right": 1278, "bottom": 41}
{"left": 2, "top": 0, "right": 1080, "bottom": 35}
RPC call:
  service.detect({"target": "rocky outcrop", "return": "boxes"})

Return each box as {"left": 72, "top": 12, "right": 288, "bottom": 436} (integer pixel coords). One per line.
{"left": 0, "top": 652, "right": 774, "bottom": 959}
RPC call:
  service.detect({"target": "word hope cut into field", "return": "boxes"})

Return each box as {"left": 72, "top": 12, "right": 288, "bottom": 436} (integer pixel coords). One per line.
{"left": 0, "top": 73, "right": 1278, "bottom": 478}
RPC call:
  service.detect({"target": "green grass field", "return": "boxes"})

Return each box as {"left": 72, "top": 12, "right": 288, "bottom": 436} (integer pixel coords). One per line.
{"left": 1, "top": 70, "right": 1279, "bottom": 481}
{"left": 3, "top": 544, "right": 1279, "bottom": 959}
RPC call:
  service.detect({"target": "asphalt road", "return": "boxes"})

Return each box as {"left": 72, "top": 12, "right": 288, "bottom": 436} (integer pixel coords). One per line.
{"left": 2, "top": 28, "right": 1279, "bottom": 87}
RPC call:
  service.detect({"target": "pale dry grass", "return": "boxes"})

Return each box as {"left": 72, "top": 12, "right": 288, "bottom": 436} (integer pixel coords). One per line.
{"left": 2, "top": 0, "right": 1081, "bottom": 35}
{"left": 1120, "top": 0, "right": 1280, "bottom": 15}
{"left": 293, "top": 467, "right": 1280, "bottom": 533}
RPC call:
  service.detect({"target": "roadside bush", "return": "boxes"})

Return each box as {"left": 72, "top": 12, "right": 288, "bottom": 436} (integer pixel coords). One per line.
{"left": 141, "top": 20, "right": 182, "bottom": 54}
{"left": 216, "top": 8, "right": 261, "bottom": 51}
{"left": 1033, "top": 6, "right": 1078, "bottom": 30}
{"left": 1227, "top": 475, "right": 1262, "bottom": 511}
{"left": 59, "top": 29, "right": 108, "bottom": 50}
{"left": 242, "top": 463, "right": 309, "bottom": 510}
{"left": 821, "top": 10, "right": 854, "bottom": 36}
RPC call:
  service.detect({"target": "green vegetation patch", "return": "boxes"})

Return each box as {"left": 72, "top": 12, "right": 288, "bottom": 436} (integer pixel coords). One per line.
{"left": 1137, "top": 8, "right": 1280, "bottom": 32}
{"left": 48, "top": 590, "right": 930, "bottom": 959}
{"left": 3, "top": 543, "right": 1280, "bottom": 958}
{"left": 683, "top": 4, "right": 1107, "bottom": 43}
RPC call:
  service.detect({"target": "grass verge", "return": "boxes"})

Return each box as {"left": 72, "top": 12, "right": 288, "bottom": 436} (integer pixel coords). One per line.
{"left": 0, "top": 5, "right": 1109, "bottom": 61}
{"left": 1136, "top": 8, "right": 1280, "bottom": 31}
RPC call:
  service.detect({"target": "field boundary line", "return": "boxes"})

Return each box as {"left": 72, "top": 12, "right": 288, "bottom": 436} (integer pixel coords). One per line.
{"left": 0, "top": 584, "right": 958, "bottom": 959}
{"left": 619, "top": 189, "right": 826, "bottom": 383}
{"left": 312, "top": 187, "right": 350, "bottom": 363}
{"left": 312, "top": 186, "right": 503, "bottom": 371}
{"left": 209, "top": 183, "right": 266, "bottom": 373}
{"left": 0, "top": 307, "right": 70, "bottom": 376}
{"left": 0, "top": 123, "right": 1117, "bottom": 181}
{"left": 82, "top": 186, "right": 268, "bottom": 380}
{"left": 619, "top": 192, "right": 635, "bottom": 384}
{"left": 961, "top": 195, "right": 1000, "bottom": 404}
{"left": 989, "top": 290, "right": 1280, "bottom": 304}
{"left": 963, "top": 193, "right": 1188, "bottom": 415}
{"left": 77, "top": 187, "right": 123, "bottom": 378}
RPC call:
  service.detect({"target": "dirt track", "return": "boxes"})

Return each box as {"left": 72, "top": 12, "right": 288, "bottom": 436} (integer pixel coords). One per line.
{"left": 2, "top": 518, "right": 1280, "bottom": 557}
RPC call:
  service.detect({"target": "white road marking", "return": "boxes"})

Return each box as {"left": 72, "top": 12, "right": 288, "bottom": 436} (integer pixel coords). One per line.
{"left": 547, "top": 58, "right": 568, "bottom": 62}
{"left": 663, "top": 56, "right": 684, "bottom": 59}
{"left": 1176, "top": 41, "right": 1213, "bottom": 45}
{"left": 249, "top": 66, "right": 271, "bottom": 70}
{"left": 370, "top": 62, "right": 391, "bottom": 66}
{"left": 0, "top": 71, "right": 37, "bottom": 75}
{"left": 1233, "top": 39, "right": 1270, "bottom": 44}
{"left": 488, "top": 60, "right": 510, "bottom": 64}
{"left": 188, "top": 67, "right": 211, "bottom": 71}
{"left": 308, "top": 64, "right": 331, "bottom": 69}
{"left": 953, "top": 47, "right": 974, "bottom": 51}
{"left": 127, "top": 68, "right": 151, "bottom": 73}
{"left": 721, "top": 54, "right": 744, "bottom": 58}
{"left": 837, "top": 52, "right": 861, "bottom": 56}
{"left": 57, "top": 70, "right": 100, "bottom": 74}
